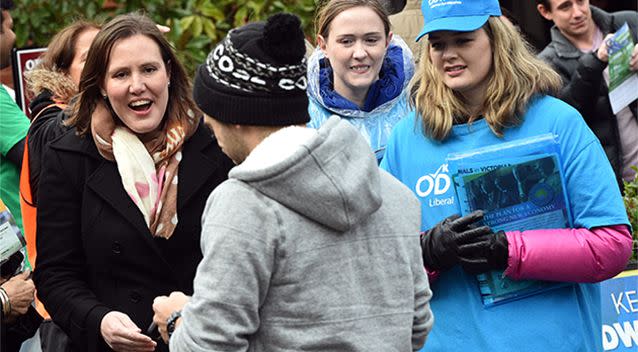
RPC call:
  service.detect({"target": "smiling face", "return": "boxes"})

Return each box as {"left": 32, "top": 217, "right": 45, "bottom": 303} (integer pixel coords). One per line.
{"left": 538, "top": 0, "right": 592, "bottom": 40}
{"left": 428, "top": 28, "right": 493, "bottom": 108}
{"left": 102, "top": 34, "right": 170, "bottom": 138}
{"left": 317, "top": 6, "right": 391, "bottom": 106}
{"left": 69, "top": 27, "right": 99, "bottom": 86}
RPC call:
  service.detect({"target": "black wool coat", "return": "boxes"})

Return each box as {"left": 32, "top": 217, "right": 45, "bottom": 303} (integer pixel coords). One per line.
{"left": 33, "top": 122, "right": 234, "bottom": 352}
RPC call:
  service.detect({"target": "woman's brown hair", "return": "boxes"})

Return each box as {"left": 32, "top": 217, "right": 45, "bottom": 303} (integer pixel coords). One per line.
{"left": 411, "top": 16, "right": 562, "bottom": 140}
{"left": 67, "top": 12, "right": 198, "bottom": 136}
{"left": 25, "top": 20, "right": 100, "bottom": 101}
{"left": 315, "top": 0, "right": 390, "bottom": 41}
{"left": 38, "top": 20, "right": 101, "bottom": 74}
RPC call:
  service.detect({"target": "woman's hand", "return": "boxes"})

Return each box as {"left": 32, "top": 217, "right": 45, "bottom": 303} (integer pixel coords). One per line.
{"left": 1, "top": 270, "right": 35, "bottom": 322}
{"left": 100, "top": 311, "right": 157, "bottom": 351}
{"left": 458, "top": 230, "right": 509, "bottom": 275}
{"left": 152, "top": 291, "right": 190, "bottom": 343}
{"left": 420, "top": 210, "right": 490, "bottom": 271}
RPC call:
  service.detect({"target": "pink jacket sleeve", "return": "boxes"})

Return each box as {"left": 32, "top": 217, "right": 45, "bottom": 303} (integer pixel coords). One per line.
{"left": 504, "top": 225, "right": 632, "bottom": 282}
{"left": 425, "top": 268, "right": 439, "bottom": 283}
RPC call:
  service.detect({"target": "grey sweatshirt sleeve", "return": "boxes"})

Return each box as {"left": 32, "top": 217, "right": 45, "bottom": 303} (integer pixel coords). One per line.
{"left": 170, "top": 183, "right": 276, "bottom": 352}
{"left": 412, "top": 261, "right": 433, "bottom": 350}
{"left": 412, "top": 267, "right": 434, "bottom": 351}
{"left": 409, "top": 197, "right": 433, "bottom": 350}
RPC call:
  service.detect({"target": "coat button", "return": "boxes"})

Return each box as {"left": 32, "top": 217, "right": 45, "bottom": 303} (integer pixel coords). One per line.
{"left": 130, "top": 291, "right": 142, "bottom": 303}
{"left": 112, "top": 242, "right": 122, "bottom": 254}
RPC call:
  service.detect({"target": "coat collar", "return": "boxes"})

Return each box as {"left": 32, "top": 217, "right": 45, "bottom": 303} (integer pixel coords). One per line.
{"left": 177, "top": 121, "right": 225, "bottom": 207}
{"left": 50, "top": 122, "right": 224, "bottom": 275}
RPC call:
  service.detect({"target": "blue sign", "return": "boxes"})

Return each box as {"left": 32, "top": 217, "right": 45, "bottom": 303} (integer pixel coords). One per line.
{"left": 601, "top": 270, "right": 638, "bottom": 351}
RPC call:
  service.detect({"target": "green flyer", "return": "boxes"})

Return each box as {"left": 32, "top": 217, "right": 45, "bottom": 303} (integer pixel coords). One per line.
{"left": 607, "top": 22, "right": 638, "bottom": 114}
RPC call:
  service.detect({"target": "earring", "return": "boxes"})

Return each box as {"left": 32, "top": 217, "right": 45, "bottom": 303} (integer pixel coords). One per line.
{"left": 168, "top": 81, "right": 171, "bottom": 87}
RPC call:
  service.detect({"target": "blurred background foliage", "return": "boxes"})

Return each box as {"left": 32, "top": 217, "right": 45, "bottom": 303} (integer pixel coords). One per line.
{"left": 12, "top": 0, "right": 317, "bottom": 75}
{"left": 623, "top": 166, "right": 638, "bottom": 265}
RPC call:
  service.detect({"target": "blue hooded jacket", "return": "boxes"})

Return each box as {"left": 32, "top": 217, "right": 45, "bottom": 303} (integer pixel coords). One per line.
{"left": 306, "top": 36, "right": 415, "bottom": 162}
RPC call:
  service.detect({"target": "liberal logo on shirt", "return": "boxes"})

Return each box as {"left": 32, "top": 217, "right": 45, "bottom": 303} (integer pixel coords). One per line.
{"left": 415, "top": 163, "right": 455, "bottom": 207}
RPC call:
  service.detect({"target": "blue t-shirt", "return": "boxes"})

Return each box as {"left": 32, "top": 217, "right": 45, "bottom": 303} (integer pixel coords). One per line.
{"left": 381, "top": 95, "right": 628, "bottom": 351}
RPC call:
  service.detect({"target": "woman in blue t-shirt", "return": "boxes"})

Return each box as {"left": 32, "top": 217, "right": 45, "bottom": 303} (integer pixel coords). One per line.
{"left": 308, "top": 0, "right": 414, "bottom": 162}
{"left": 381, "top": 0, "right": 633, "bottom": 350}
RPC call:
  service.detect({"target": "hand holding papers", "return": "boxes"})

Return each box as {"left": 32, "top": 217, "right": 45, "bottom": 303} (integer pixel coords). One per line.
{"left": 0, "top": 199, "right": 26, "bottom": 266}
{"left": 447, "top": 134, "right": 572, "bottom": 307}
{"left": 605, "top": 23, "right": 638, "bottom": 114}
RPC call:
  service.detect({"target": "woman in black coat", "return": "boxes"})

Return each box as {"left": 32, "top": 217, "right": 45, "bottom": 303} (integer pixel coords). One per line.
{"left": 25, "top": 20, "right": 100, "bottom": 206}
{"left": 33, "top": 13, "right": 233, "bottom": 352}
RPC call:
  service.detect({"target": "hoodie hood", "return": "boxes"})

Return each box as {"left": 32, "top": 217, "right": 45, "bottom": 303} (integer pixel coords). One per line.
{"left": 307, "top": 35, "right": 414, "bottom": 118}
{"left": 229, "top": 117, "right": 382, "bottom": 232}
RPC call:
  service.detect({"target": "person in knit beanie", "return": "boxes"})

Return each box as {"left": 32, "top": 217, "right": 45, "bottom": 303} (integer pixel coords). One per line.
{"left": 152, "top": 12, "right": 432, "bottom": 352}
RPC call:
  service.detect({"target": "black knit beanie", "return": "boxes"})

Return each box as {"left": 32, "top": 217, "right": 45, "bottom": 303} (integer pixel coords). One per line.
{"left": 193, "top": 13, "right": 309, "bottom": 126}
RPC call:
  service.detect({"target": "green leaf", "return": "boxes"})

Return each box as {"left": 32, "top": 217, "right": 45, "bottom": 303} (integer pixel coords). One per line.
{"left": 192, "top": 16, "right": 203, "bottom": 37}
{"left": 180, "top": 15, "right": 195, "bottom": 31}
{"left": 186, "top": 35, "right": 212, "bottom": 50}
{"left": 10, "top": 0, "right": 318, "bottom": 81}
{"left": 201, "top": 2, "right": 225, "bottom": 21}
{"left": 15, "top": 31, "right": 29, "bottom": 48}
{"left": 246, "top": 0, "right": 263, "bottom": 14}
{"left": 86, "top": 2, "right": 97, "bottom": 19}
{"left": 203, "top": 19, "right": 217, "bottom": 40}
{"left": 234, "top": 6, "right": 248, "bottom": 26}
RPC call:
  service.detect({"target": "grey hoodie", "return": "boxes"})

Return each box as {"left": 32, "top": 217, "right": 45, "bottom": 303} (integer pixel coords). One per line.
{"left": 171, "top": 117, "right": 432, "bottom": 352}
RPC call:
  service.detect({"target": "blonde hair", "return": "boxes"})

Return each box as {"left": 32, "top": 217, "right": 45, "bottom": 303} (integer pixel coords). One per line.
{"left": 411, "top": 16, "right": 561, "bottom": 140}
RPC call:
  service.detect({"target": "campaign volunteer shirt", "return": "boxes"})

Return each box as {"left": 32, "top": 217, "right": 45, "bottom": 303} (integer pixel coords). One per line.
{"left": 381, "top": 95, "right": 629, "bottom": 351}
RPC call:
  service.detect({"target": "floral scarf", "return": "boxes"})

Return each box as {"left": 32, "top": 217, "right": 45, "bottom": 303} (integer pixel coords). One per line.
{"left": 91, "top": 102, "right": 197, "bottom": 239}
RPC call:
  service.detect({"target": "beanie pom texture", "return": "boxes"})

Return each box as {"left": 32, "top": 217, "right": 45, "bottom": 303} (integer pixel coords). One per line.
{"left": 193, "top": 12, "right": 309, "bottom": 126}
{"left": 262, "top": 13, "right": 306, "bottom": 65}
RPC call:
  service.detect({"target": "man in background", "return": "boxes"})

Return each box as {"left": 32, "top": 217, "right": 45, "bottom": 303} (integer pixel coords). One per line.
{"left": 536, "top": 0, "right": 638, "bottom": 186}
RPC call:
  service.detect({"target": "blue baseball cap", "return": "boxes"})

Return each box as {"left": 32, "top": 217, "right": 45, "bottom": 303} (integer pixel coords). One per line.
{"left": 416, "top": 0, "right": 502, "bottom": 42}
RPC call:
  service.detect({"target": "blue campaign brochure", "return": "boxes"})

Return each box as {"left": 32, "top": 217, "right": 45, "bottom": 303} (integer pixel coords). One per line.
{"left": 447, "top": 135, "right": 573, "bottom": 306}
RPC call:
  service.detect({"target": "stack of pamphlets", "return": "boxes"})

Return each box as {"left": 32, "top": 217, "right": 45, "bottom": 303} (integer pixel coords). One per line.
{"left": 0, "top": 199, "right": 28, "bottom": 270}
{"left": 447, "top": 134, "right": 573, "bottom": 307}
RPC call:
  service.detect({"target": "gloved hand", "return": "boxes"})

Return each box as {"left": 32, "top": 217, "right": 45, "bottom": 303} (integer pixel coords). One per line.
{"left": 420, "top": 211, "right": 491, "bottom": 272}
{"left": 458, "top": 230, "right": 509, "bottom": 275}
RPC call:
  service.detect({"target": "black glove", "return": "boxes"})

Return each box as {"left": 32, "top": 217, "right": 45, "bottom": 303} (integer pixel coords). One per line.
{"left": 420, "top": 211, "right": 491, "bottom": 272}
{"left": 458, "top": 230, "right": 509, "bottom": 275}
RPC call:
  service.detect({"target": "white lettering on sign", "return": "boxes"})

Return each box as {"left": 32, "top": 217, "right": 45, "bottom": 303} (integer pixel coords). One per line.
{"left": 602, "top": 321, "right": 638, "bottom": 350}
{"left": 612, "top": 291, "right": 638, "bottom": 315}
{"left": 25, "top": 58, "right": 42, "bottom": 71}
{"left": 627, "top": 291, "right": 638, "bottom": 313}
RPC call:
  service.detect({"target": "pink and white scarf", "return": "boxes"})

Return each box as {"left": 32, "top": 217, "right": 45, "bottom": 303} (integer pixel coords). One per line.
{"left": 91, "top": 102, "right": 197, "bottom": 239}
